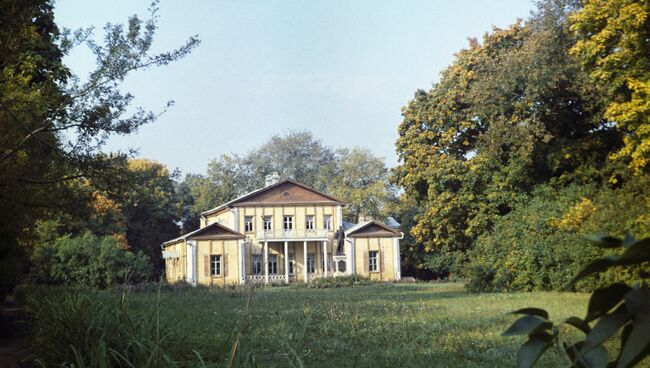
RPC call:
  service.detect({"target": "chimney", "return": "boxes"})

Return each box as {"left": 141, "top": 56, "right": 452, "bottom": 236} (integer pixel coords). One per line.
{"left": 265, "top": 172, "right": 280, "bottom": 187}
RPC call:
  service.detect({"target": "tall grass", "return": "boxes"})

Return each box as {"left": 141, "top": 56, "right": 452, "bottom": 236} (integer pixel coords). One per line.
{"left": 21, "top": 284, "right": 263, "bottom": 367}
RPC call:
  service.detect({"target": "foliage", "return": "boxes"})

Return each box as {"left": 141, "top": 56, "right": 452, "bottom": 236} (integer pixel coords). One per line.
{"left": 119, "top": 159, "right": 184, "bottom": 273}
{"left": 30, "top": 232, "right": 153, "bottom": 288}
{"left": 394, "top": 0, "right": 617, "bottom": 276}
{"left": 385, "top": 195, "right": 440, "bottom": 280}
{"left": 0, "top": 0, "right": 197, "bottom": 293}
{"left": 327, "top": 147, "right": 396, "bottom": 223}
{"left": 182, "top": 131, "right": 394, "bottom": 223}
{"left": 299, "top": 275, "right": 371, "bottom": 289}
{"left": 467, "top": 176, "right": 650, "bottom": 292}
{"left": 0, "top": 231, "right": 24, "bottom": 301}
{"left": 569, "top": 0, "right": 650, "bottom": 174}
{"left": 504, "top": 234, "right": 650, "bottom": 367}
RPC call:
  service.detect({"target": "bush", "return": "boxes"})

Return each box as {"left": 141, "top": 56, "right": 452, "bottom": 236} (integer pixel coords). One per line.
{"left": 302, "top": 275, "right": 371, "bottom": 289}
{"left": 466, "top": 177, "right": 650, "bottom": 292}
{"left": 30, "top": 232, "right": 153, "bottom": 288}
{"left": 0, "top": 231, "right": 24, "bottom": 302}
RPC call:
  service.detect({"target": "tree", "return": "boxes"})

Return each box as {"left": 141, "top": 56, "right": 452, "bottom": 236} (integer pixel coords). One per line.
{"left": 328, "top": 147, "right": 395, "bottom": 223}
{"left": 394, "top": 0, "right": 616, "bottom": 275}
{"left": 182, "top": 132, "right": 394, "bottom": 224}
{"left": 119, "top": 159, "right": 183, "bottom": 274}
{"left": 569, "top": 0, "right": 650, "bottom": 175}
{"left": 246, "top": 131, "right": 337, "bottom": 191}
{"left": 0, "top": 0, "right": 198, "bottom": 293}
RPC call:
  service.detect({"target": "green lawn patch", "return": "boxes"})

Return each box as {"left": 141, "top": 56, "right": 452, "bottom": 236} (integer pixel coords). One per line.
{"left": 22, "top": 283, "right": 590, "bottom": 367}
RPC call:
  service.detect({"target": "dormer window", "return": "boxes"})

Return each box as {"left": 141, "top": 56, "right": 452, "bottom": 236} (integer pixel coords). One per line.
{"left": 306, "top": 215, "right": 315, "bottom": 230}
{"left": 283, "top": 215, "right": 293, "bottom": 230}
{"left": 244, "top": 216, "right": 253, "bottom": 232}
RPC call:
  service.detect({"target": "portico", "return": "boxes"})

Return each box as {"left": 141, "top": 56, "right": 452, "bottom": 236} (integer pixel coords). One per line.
{"left": 245, "top": 238, "right": 339, "bottom": 284}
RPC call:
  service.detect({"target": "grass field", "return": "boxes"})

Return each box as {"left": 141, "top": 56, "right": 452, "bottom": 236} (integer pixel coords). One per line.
{"left": 22, "top": 282, "right": 599, "bottom": 367}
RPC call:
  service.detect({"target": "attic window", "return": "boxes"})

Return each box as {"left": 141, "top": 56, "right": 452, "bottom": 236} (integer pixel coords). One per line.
{"left": 283, "top": 191, "right": 290, "bottom": 196}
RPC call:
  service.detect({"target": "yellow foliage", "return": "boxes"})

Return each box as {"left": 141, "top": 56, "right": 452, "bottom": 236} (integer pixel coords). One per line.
{"left": 554, "top": 198, "right": 598, "bottom": 231}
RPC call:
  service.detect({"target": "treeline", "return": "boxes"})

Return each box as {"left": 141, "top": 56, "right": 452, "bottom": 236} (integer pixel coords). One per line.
{"left": 0, "top": 0, "right": 200, "bottom": 298}
{"left": 0, "top": 0, "right": 395, "bottom": 299}
{"left": 394, "top": 0, "right": 649, "bottom": 291}
{"left": 179, "top": 131, "right": 395, "bottom": 230}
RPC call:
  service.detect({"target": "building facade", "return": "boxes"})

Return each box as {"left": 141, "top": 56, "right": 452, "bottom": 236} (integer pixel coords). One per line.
{"left": 162, "top": 176, "right": 402, "bottom": 285}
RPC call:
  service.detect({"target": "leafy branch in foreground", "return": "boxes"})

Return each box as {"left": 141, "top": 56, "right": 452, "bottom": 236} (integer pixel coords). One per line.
{"left": 503, "top": 234, "right": 650, "bottom": 367}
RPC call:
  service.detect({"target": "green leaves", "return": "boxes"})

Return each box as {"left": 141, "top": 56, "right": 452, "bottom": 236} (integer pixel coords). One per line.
{"left": 504, "top": 233, "right": 650, "bottom": 367}
{"left": 503, "top": 315, "right": 552, "bottom": 336}
{"left": 512, "top": 308, "right": 549, "bottom": 320}
{"left": 586, "top": 234, "right": 624, "bottom": 248}
{"left": 570, "top": 235, "right": 650, "bottom": 285}
{"left": 618, "top": 314, "right": 650, "bottom": 368}
{"left": 585, "top": 283, "right": 631, "bottom": 322}
{"left": 503, "top": 309, "right": 555, "bottom": 368}
{"left": 517, "top": 332, "right": 554, "bottom": 368}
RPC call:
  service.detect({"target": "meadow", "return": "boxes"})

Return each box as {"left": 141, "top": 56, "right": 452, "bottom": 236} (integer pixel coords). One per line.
{"left": 17, "top": 282, "right": 598, "bottom": 367}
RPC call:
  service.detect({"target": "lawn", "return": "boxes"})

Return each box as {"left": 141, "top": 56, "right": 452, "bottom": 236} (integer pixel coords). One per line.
{"left": 23, "top": 282, "right": 594, "bottom": 367}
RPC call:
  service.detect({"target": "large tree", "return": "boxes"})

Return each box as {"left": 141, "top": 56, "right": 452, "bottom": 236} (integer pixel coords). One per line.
{"left": 328, "top": 147, "right": 395, "bottom": 223}
{"left": 569, "top": 0, "right": 650, "bottom": 174}
{"left": 394, "top": 0, "right": 616, "bottom": 275}
{"left": 0, "top": 0, "right": 198, "bottom": 294}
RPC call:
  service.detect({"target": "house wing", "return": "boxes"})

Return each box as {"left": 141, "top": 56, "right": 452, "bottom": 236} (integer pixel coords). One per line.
{"left": 346, "top": 220, "right": 401, "bottom": 238}
{"left": 162, "top": 222, "right": 245, "bottom": 246}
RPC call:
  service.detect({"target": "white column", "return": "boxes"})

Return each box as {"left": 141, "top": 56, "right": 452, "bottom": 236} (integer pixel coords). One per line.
{"left": 351, "top": 238, "right": 356, "bottom": 274}
{"left": 336, "top": 205, "right": 343, "bottom": 228}
{"left": 239, "top": 240, "right": 245, "bottom": 284}
{"left": 323, "top": 240, "right": 328, "bottom": 277}
{"left": 303, "top": 241, "right": 308, "bottom": 282}
{"left": 264, "top": 241, "right": 269, "bottom": 284}
{"left": 395, "top": 238, "right": 401, "bottom": 280}
{"left": 284, "top": 241, "right": 289, "bottom": 284}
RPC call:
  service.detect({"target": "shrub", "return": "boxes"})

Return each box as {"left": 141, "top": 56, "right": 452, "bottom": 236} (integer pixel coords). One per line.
{"left": 467, "top": 177, "right": 650, "bottom": 292}
{"left": 0, "top": 231, "right": 24, "bottom": 302}
{"left": 303, "top": 275, "right": 371, "bottom": 289}
{"left": 503, "top": 234, "right": 650, "bottom": 367}
{"left": 30, "top": 232, "right": 153, "bottom": 288}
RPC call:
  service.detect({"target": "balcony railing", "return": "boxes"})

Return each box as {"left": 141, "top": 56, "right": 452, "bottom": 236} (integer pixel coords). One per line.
{"left": 245, "top": 274, "right": 286, "bottom": 284}
{"left": 255, "top": 229, "right": 330, "bottom": 240}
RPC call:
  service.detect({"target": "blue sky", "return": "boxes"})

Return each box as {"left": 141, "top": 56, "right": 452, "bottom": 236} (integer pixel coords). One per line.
{"left": 55, "top": 0, "right": 535, "bottom": 175}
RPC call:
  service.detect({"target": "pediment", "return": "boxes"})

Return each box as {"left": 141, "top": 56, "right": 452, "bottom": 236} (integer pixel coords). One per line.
{"left": 233, "top": 180, "right": 343, "bottom": 206}
{"left": 187, "top": 222, "right": 245, "bottom": 241}
{"left": 347, "top": 221, "right": 400, "bottom": 238}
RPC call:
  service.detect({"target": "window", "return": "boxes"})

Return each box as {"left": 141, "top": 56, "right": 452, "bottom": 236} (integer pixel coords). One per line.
{"left": 369, "top": 251, "right": 378, "bottom": 272}
{"left": 305, "top": 215, "right": 314, "bottom": 230}
{"left": 288, "top": 253, "right": 295, "bottom": 275}
{"left": 307, "top": 253, "right": 315, "bottom": 273}
{"left": 323, "top": 215, "right": 332, "bottom": 230}
{"left": 210, "top": 255, "right": 222, "bottom": 276}
{"left": 268, "top": 255, "right": 278, "bottom": 274}
{"left": 263, "top": 216, "right": 272, "bottom": 231}
{"left": 321, "top": 255, "right": 333, "bottom": 272}
{"left": 244, "top": 216, "right": 253, "bottom": 232}
{"left": 252, "top": 255, "right": 262, "bottom": 275}
{"left": 283, "top": 216, "right": 293, "bottom": 230}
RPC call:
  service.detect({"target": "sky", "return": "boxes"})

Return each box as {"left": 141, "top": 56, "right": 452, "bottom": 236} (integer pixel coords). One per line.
{"left": 54, "top": 0, "right": 535, "bottom": 175}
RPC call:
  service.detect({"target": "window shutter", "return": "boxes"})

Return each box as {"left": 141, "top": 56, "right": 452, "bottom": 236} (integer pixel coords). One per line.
{"left": 223, "top": 253, "right": 228, "bottom": 277}
{"left": 204, "top": 255, "right": 210, "bottom": 277}
{"left": 363, "top": 252, "right": 368, "bottom": 273}
{"left": 380, "top": 249, "right": 385, "bottom": 274}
